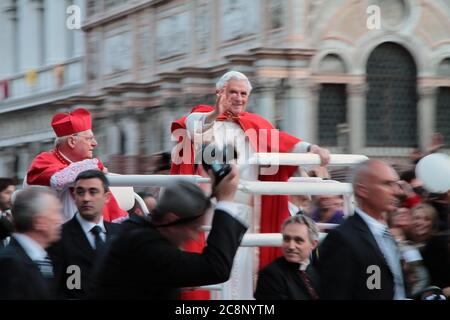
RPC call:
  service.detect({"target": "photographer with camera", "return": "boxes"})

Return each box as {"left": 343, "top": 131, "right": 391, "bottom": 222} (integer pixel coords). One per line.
{"left": 91, "top": 164, "right": 248, "bottom": 299}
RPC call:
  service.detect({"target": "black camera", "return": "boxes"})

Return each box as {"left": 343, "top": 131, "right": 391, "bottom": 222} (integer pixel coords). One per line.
{"left": 200, "top": 143, "right": 237, "bottom": 185}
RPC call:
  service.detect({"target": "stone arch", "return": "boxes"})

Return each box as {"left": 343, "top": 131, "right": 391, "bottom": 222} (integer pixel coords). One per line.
{"left": 437, "top": 57, "right": 450, "bottom": 76}
{"left": 316, "top": 53, "right": 348, "bottom": 74}
{"left": 355, "top": 33, "right": 428, "bottom": 75}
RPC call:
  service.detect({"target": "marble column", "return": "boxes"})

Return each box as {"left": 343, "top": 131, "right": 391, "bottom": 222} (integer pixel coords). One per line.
{"left": 162, "top": 108, "right": 174, "bottom": 152}
{"left": 105, "top": 120, "right": 121, "bottom": 156}
{"left": 347, "top": 83, "right": 367, "bottom": 154}
{"left": 417, "top": 85, "right": 437, "bottom": 151}
{"left": 283, "top": 78, "right": 314, "bottom": 142}
{"left": 0, "top": 1, "right": 18, "bottom": 76}
{"left": 45, "top": 0, "right": 67, "bottom": 64}
{"left": 309, "top": 82, "right": 321, "bottom": 144}
{"left": 19, "top": 0, "right": 44, "bottom": 70}
{"left": 286, "top": 0, "right": 307, "bottom": 45}
{"left": 254, "top": 78, "right": 279, "bottom": 126}
{"left": 72, "top": 0, "right": 85, "bottom": 58}
{"left": 119, "top": 116, "right": 139, "bottom": 155}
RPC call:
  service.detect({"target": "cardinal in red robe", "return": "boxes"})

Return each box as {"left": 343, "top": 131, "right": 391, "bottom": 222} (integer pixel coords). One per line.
{"left": 26, "top": 108, "right": 128, "bottom": 223}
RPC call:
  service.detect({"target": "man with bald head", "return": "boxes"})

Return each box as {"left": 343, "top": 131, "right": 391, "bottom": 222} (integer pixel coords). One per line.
{"left": 319, "top": 160, "right": 406, "bottom": 300}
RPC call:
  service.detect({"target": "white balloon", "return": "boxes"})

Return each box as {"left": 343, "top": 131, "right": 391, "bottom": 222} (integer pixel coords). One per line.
{"left": 416, "top": 153, "right": 450, "bottom": 193}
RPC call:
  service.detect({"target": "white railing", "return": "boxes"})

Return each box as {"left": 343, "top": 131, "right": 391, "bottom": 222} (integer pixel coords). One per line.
{"left": 108, "top": 153, "right": 363, "bottom": 297}
{"left": 249, "top": 153, "right": 368, "bottom": 166}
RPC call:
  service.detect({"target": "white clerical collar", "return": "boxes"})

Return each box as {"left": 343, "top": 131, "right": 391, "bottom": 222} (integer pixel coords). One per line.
{"left": 76, "top": 212, "right": 106, "bottom": 235}
{"left": 298, "top": 259, "right": 310, "bottom": 271}
{"left": 12, "top": 233, "right": 47, "bottom": 261}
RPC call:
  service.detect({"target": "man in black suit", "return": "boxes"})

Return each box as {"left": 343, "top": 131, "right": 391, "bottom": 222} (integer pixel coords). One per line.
{"left": 255, "top": 214, "right": 320, "bottom": 300}
{"left": 91, "top": 165, "right": 247, "bottom": 299}
{"left": 49, "top": 170, "right": 121, "bottom": 299}
{"left": 0, "top": 186, "right": 63, "bottom": 299}
{"left": 319, "top": 160, "right": 406, "bottom": 300}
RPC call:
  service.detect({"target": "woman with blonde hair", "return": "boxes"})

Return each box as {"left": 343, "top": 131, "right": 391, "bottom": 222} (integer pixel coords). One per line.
{"left": 410, "top": 203, "right": 450, "bottom": 297}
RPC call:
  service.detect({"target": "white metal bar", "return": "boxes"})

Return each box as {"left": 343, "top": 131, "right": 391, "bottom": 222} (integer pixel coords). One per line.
{"left": 107, "top": 175, "right": 209, "bottom": 187}
{"left": 238, "top": 181, "right": 353, "bottom": 195}
{"left": 287, "top": 177, "right": 324, "bottom": 182}
{"left": 240, "top": 232, "right": 330, "bottom": 247}
{"left": 108, "top": 176, "right": 353, "bottom": 195}
{"left": 250, "top": 153, "right": 368, "bottom": 166}
{"left": 134, "top": 193, "right": 150, "bottom": 215}
{"left": 241, "top": 233, "right": 282, "bottom": 247}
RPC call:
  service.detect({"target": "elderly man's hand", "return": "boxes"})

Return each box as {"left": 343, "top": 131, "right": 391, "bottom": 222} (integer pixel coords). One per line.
{"left": 309, "top": 145, "right": 330, "bottom": 167}
{"left": 215, "top": 85, "right": 228, "bottom": 115}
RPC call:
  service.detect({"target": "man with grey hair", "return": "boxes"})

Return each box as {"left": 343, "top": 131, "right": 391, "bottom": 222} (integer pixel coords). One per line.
{"left": 319, "top": 160, "right": 406, "bottom": 300}
{"left": 254, "top": 214, "right": 320, "bottom": 300}
{"left": 171, "top": 70, "right": 330, "bottom": 299}
{"left": 25, "top": 108, "right": 127, "bottom": 223}
{"left": 0, "top": 186, "right": 63, "bottom": 299}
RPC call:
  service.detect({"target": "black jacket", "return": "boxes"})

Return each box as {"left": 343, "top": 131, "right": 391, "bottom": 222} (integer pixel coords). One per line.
{"left": 48, "top": 216, "right": 122, "bottom": 299}
{"left": 318, "top": 212, "right": 398, "bottom": 300}
{"left": 254, "top": 257, "right": 320, "bottom": 300}
{"left": 0, "top": 238, "right": 55, "bottom": 299}
{"left": 91, "top": 210, "right": 247, "bottom": 299}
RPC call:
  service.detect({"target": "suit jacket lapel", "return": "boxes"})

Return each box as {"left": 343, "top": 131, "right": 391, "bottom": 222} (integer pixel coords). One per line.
{"left": 350, "top": 213, "right": 390, "bottom": 268}
{"left": 9, "top": 238, "right": 40, "bottom": 270}
{"left": 66, "top": 217, "right": 95, "bottom": 261}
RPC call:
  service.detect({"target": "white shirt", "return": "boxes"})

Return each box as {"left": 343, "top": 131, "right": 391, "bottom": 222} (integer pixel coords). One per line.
{"left": 216, "top": 201, "right": 249, "bottom": 227}
{"left": 75, "top": 213, "right": 106, "bottom": 250}
{"left": 12, "top": 233, "right": 48, "bottom": 262}
{"left": 355, "top": 208, "right": 406, "bottom": 300}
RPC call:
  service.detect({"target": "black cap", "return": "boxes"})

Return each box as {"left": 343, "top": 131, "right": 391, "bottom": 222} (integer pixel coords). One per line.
{"left": 153, "top": 180, "right": 211, "bottom": 227}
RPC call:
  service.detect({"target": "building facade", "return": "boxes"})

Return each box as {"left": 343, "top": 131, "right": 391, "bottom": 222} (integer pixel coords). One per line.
{"left": 0, "top": 0, "right": 86, "bottom": 177}
{"left": 1, "top": 0, "right": 450, "bottom": 178}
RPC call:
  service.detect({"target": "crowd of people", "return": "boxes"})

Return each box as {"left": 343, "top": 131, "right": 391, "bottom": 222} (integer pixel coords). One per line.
{"left": 0, "top": 71, "right": 449, "bottom": 300}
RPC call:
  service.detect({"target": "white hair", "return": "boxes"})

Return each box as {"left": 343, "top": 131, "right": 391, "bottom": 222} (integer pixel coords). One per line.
{"left": 216, "top": 71, "right": 253, "bottom": 92}
{"left": 54, "top": 135, "right": 69, "bottom": 148}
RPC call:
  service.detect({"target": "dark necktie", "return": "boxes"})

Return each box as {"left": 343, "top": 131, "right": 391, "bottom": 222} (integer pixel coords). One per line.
{"left": 35, "top": 255, "right": 54, "bottom": 278}
{"left": 298, "top": 270, "right": 319, "bottom": 300}
{"left": 90, "top": 225, "right": 105, "bottom": 252}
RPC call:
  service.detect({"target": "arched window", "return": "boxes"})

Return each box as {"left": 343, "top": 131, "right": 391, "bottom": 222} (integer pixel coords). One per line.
{"left": 318, "top": 84, "right": 347, "bottom": 146}
{"left": 436, "top": 87, "right": 450, "bottom": 143}
{"left": 317, "top": 54, "right": 347, "bottom": 146}
{"left": 366, "top": 42, "right": 417, "bottom": 147}
{"left": 119, "top": 129, "right": 126, "bottom": 155}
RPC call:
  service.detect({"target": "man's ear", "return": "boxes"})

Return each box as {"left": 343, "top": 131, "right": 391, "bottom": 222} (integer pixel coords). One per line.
{"left": 105, "top": 191, "right": 111, "bottom": 203}
{"left": 354, "top": 183, "right": 368, "bottom": 199}
{"left": 67, "top": 135, "right": 77, "bottom": 149}
{"left": 32, "top": 214, "right": 46, "bottom": 233}
{"left": 311, "top": 239, "right": 319, "bottom": 251}
{"left": 70, "top": 186, "right": 75, "bottom": 199}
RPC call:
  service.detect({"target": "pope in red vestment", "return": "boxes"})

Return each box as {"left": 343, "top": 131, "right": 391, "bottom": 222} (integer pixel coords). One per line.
{"left": 26, "top": 108, "right": 128, "bottom": 223}
{"left": 170, "top": 71, "right": 330, "bottom": 299}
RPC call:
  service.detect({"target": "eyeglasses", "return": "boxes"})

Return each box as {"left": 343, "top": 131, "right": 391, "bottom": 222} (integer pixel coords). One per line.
{"left": 73, "top": 134, "right": 96, "bottom": 143}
